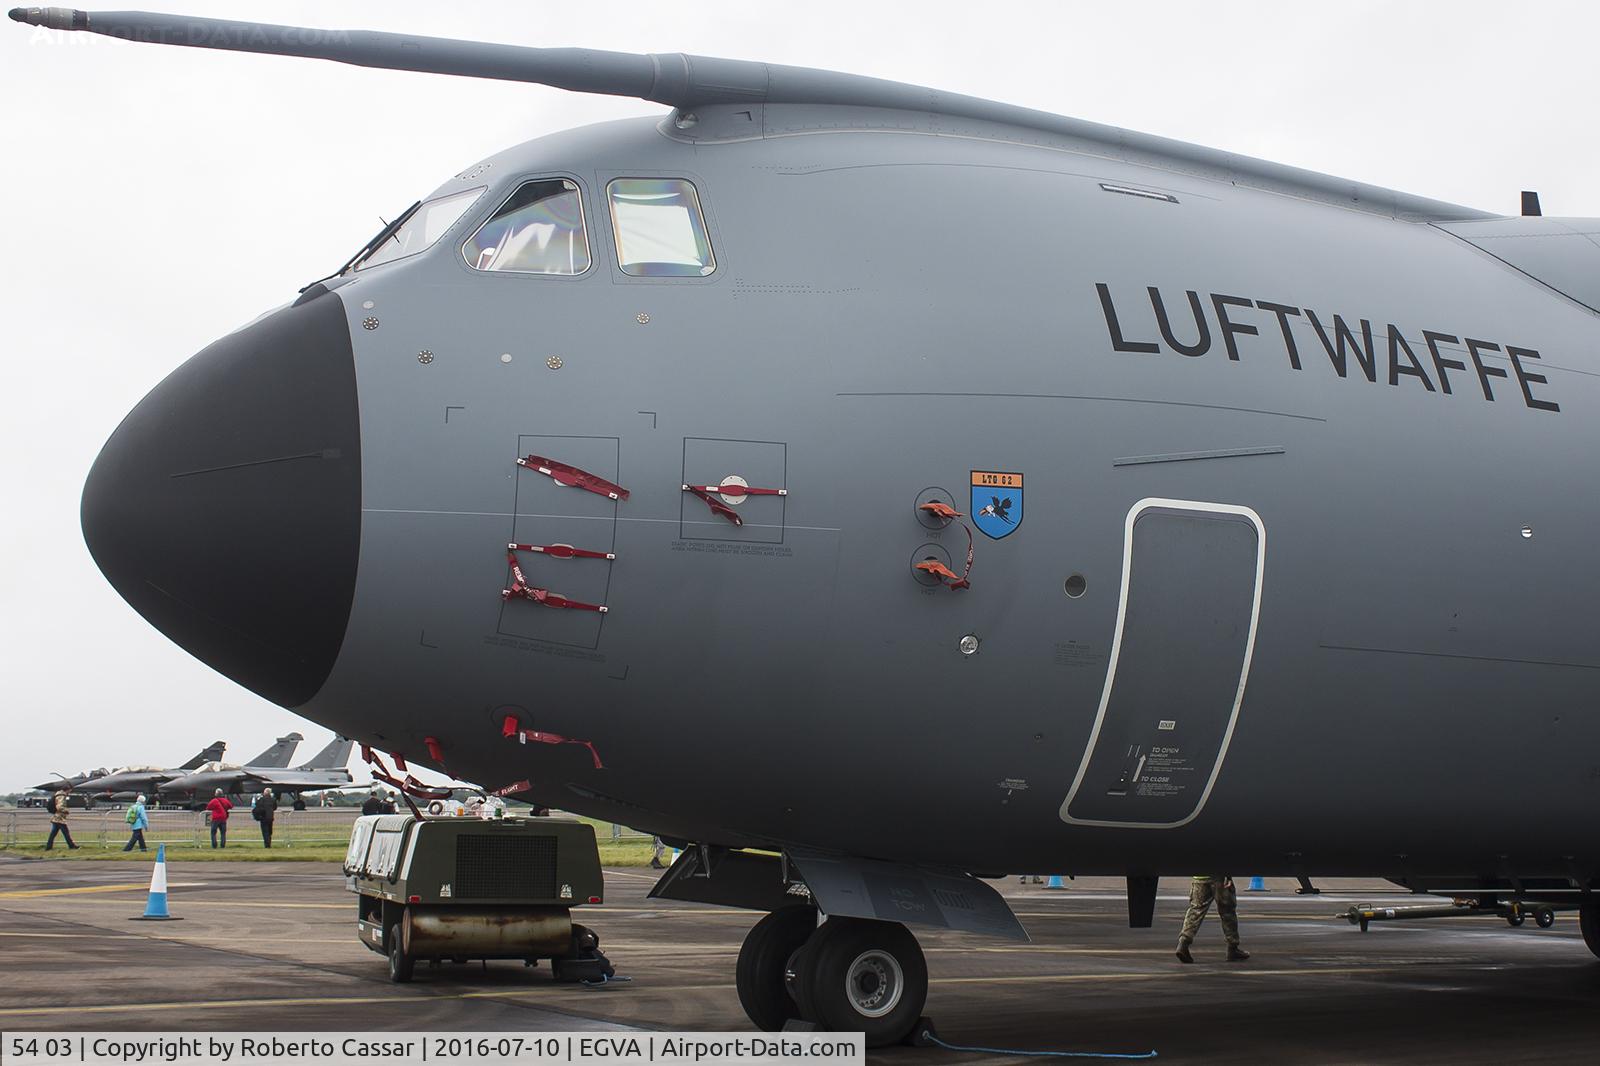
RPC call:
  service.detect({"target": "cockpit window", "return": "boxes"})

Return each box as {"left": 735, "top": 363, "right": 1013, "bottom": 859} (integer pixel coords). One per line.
{"left": 463, "top": 179, "right": 591, "bottom": 275}
{"left": 607, "top": 178, "right": 715, "bottom": 277}
{"left": 354, "top": 187, "right": 484, "bottom": 272}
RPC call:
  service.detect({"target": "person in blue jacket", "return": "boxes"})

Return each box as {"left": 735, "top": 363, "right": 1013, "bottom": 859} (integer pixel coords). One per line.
{"left": 122, "top": 794, "right": 149, "bottom": 852}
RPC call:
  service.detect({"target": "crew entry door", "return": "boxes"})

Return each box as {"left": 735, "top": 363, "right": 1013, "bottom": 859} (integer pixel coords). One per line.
{"left": 1060, "top": 499, "right": 1264, "bottom": 828}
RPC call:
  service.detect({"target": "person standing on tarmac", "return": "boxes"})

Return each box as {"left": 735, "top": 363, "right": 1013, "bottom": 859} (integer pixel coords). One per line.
{"left": 205, "top": 789, "right": 233, "bottom": 848}
{"left": 1176, "top": 875, "right": 1250, "bottom": 963}
{"left": 44, "top": 790, "right": 79, "bottom": 850}
{"left": 361, "top": 789, "right": 384, "bottom": 815}
{"left": 254, "top": 788, "right": 278, "bottom": 848}
{"left": 122, "top": 794, "right": 149, "bottom": 852}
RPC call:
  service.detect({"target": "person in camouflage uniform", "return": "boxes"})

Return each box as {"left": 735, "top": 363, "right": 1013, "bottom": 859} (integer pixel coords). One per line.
{"left": 44, "top": 790, "right": 79, "bottom": 850}
{"left": 1176, "top": 875, "right": 1249, "bottom": 963}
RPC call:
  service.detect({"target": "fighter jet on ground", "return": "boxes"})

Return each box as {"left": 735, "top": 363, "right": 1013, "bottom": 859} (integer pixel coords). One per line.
{"left": 25, "top": 768, "right": 111, "bottom": 808}
{"left": 17, "top": 6, "right": 1600, "bottom": 1044}
{"left": 158, "top": 736, "right": 354, "bottom": 806}
{"left": 74, "top": 741, "right": 225, "bottom": 802}
{"left": 30, "top": 767, "right": 109, "bottom": 794}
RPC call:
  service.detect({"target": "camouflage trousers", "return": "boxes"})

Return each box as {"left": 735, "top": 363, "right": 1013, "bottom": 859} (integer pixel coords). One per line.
{"left": 1179, "top": 878, "right": 1240, "bottom": 946}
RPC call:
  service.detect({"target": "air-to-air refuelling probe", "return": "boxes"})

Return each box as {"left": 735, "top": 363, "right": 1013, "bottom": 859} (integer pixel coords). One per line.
{"left": 15, "top": 5, "right": 1600, "bottom": 1043}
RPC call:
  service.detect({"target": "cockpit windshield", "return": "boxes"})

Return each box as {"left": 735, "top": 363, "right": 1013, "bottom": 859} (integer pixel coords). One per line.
{"left": 352, "top": 187, "right": 484, "bottom": 272}
{"left": 463, "top": 179, "right": 591, "bottom": 274}
{"left": 607, "top": 178, "right": 715, "bottom": 276}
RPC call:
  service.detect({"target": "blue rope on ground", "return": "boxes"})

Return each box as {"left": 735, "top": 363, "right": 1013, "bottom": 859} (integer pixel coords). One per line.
{"left": 924, "top": 1033, "right": 1157, "bottom": 1060}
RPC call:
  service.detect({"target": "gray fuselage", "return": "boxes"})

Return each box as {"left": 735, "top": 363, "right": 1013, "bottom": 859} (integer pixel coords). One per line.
{"left": 83, "top": 104, "right": 1600, "bottom": 886}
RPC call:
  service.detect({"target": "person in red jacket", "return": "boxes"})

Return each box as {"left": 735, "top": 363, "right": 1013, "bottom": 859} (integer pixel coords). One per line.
{"left": 205, "top": 789, "right": 234, "bottom": 849}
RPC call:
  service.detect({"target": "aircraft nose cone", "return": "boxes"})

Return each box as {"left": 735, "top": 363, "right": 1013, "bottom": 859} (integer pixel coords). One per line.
{"left": 81, "top": 289, "right": 361, "bottom": 707}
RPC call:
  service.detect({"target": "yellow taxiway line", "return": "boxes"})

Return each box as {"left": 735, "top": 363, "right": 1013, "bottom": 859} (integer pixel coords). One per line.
{"left": 0, "top": 931, "right": 143, "bottom": 940}
{"left": 0, "top": 883, "right": 149, "bottom": 899}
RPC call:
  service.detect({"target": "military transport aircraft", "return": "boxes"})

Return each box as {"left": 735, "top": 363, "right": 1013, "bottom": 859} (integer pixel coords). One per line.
{"left": 14, "top": 5, "right": 1600, "bottom": 1044}
{"left": 73, "top": 741, "right": 225, "bottom": 803}
{"left": 158, "top": 735, "right": 354, "bottom": 806}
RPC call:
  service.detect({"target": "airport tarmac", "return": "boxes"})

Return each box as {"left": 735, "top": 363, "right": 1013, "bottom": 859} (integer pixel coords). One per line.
{"left": 3, "top": 856, "right": 1600, "bottom": 1062}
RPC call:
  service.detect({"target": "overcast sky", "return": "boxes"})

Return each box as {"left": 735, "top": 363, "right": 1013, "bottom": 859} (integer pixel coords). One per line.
{"left": 2, "top": 1, "right": 1596, "bottom": 792}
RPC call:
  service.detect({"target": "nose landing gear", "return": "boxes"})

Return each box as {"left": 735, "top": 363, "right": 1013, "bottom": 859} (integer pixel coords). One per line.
{"left": 737, "top": 907, "right": 818, "bottom": 1031}
{"left": 1582, "top": 905, "right": 1600, "bottom": 959}
{"left": 736, "top": 908, "right": 929, "bottom": 1047}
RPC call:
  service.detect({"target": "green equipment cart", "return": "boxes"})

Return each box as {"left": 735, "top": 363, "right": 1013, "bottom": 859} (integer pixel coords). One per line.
{"left": 344, "top": 813, "right": 614, "bottom": 983}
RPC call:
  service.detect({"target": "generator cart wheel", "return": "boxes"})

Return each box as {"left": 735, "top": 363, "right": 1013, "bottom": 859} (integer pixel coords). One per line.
{"left": 1506, "top": 911, "right": 1525, "bottom": 928}
{"left": 736, "top": 906, "right": 818, "bottom": 1030}
{"left": 388, "top": 924, "right": 414, "bottom": 983}
{"left": 1535, "top": 908, "right": 1556, "bottom": 929}
{"left": 1581, "top": 906, "right": 1600, "bottom": 958}
{"left": 792, "top": 917, "right": 927, "bottom": 1047}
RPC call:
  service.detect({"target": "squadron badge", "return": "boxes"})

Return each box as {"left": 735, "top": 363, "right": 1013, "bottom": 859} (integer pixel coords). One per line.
{"left": 970, "top": 470, "right": 1023, "bottom": 540}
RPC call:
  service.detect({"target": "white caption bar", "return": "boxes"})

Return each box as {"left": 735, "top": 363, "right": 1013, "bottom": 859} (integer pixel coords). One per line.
{"left": 1, "top": 1032, "right": 865, "bottom": 1066}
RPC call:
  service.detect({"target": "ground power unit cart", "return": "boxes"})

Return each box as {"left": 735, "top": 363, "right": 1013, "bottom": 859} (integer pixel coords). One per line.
{"left": 344, "top": 813, "right": 614, "bottom": 983}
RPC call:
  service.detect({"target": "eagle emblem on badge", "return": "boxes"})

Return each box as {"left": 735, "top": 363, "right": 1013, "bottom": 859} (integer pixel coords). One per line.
{"left": 970, "top": 471, "right": 1023, "bottom": 540}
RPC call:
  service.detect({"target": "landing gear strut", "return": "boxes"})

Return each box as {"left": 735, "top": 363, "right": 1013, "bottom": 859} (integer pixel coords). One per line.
{"left": 736, "top": 910, "right": 929, "bottom": 1047}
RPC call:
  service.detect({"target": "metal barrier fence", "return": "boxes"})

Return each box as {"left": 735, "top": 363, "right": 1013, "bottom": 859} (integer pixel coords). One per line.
{"left": 0, "top": 807, "right": 655, "bottom": 849}
{"left": 0, "top": 806, "right": 363, "bottom": 849}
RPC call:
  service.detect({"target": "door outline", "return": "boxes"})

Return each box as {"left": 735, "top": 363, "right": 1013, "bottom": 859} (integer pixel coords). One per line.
{"left": 1059, "top": 497, "right": 1265, "bottom": 829}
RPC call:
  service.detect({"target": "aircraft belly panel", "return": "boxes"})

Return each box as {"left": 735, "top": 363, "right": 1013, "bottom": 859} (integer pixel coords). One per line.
{"left": 1061, "top": 499, "right": 1263, "bottom": 828}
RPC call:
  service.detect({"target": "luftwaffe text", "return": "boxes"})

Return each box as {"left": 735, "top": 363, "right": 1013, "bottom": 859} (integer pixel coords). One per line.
{"left": 1097, "top": 283, "right": 1560, "bottom": 414}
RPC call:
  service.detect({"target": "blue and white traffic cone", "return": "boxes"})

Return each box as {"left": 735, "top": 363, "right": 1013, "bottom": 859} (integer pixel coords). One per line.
{"left": 131, "top": 844, "right": 181, "bottom": 921}
{"left": 1247, "top": 876, "right": 1267, "bottom": 892}
{"left": 1045, "top": 875, "right": 1066, "bottom": 890}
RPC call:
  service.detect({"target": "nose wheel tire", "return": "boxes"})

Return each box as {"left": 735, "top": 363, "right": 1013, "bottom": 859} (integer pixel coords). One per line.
{"left": 1581, "top": 906, "right": 1600, "bottom": 959}
{"left": 736, "top": 906, "right": 819, "bottom": 1031}
{"left": 791, "top": 917, "right": 928, "bottom": 1047}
